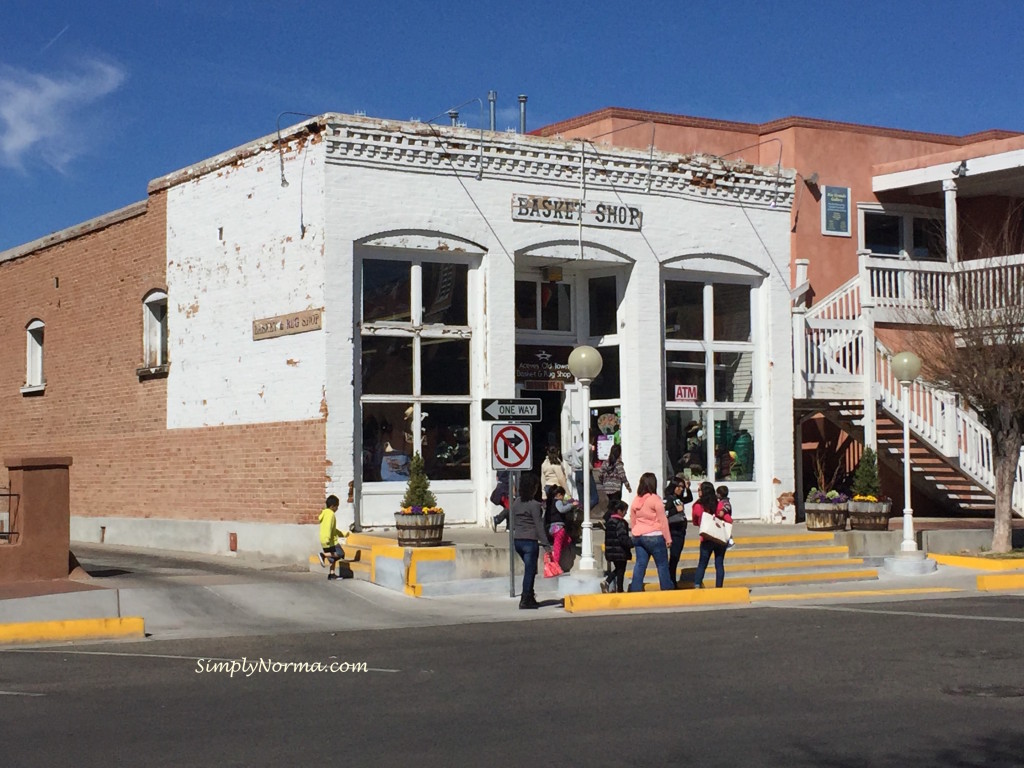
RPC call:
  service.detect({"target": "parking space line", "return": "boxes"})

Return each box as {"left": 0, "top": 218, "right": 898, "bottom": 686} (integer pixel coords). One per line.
{"left": 774, "top": 604, "right": 1024, "bottom": 623}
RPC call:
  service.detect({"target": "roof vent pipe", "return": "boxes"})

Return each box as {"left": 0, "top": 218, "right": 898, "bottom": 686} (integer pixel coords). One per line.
{"left": 448, "top": 109, "right": 459, "bottom": 127}
{"left": 518, "top": 94, "right": 527, "bottom": 134}
{"left": 488, "top": 90, "right": 498, "bottom": 131}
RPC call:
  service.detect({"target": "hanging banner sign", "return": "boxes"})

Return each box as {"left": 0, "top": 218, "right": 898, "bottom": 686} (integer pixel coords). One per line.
{"left": 511, "top": 194, "right": 643, "bottom": 231}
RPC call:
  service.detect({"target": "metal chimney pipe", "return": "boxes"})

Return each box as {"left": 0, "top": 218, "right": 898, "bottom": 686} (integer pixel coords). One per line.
{"left": 518, "top": 94, "right": 527, "bottom": 134}
{"left": 448, "top": 109, "right": 459, "bottom": 127}
{"left": 488, "top": 90, "right": 497, "bottom": 131}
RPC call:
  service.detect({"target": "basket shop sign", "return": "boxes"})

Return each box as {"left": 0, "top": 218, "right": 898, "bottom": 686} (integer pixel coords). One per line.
{"left": 511, "top": 194, "right": 643, "bottom": 231}
{"left": 515, "top": 345, "right": 575, "bottom": 391}
{"left": 252, "top": 308, "right": 324, "bottom": 341}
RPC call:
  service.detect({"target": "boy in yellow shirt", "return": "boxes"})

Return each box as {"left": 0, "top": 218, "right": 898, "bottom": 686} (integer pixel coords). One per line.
{"left": 317, "top": 495, "right": 348, "bottom": 580}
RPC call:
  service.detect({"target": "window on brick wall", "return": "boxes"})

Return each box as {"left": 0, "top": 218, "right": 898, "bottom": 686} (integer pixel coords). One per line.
{"left": 23, "top": 319, "right": 45, "bottom": 392}
{"left": 142, "top": 290, "right": 169, "bottom": 369}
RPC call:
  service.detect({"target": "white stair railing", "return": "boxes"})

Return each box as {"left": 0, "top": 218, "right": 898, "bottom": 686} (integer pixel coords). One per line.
{"left": 874, "top": 341, "right": 1024, "bottom": 514}
{"left": 801, "top": 277, "right": 864, "bottom": 387}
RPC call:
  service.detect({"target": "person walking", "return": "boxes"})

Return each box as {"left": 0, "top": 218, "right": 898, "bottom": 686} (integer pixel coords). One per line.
{"left": 489, "top": 471, "right": 510, "bottom": 531}
{"left": 664, "top": 473, "right": 693, "bottom": 587}
{"left": 692, "top": 481, "right": 732, "bottom": 589}
{"left": 626, "top": 472, "right": 674, "bottom": 592}
{"left": 511, "top": 473, "right": 552, "bottom": 609}
{"left": 543, "top": 484, "right": 574, "bottom": 574}
{"left": 598, "top": 444, "right": 631, "bottom": 509}
{"left": 540, "top": 446, "right": 570, "bottom": 500}
{"left": 602, "top": 500, "right": 632, "bottom": 593}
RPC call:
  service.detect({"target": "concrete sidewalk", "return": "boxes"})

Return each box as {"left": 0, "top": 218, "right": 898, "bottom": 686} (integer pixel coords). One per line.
{"left": 2, "top": 525, "right": 1023, "bottom": 647}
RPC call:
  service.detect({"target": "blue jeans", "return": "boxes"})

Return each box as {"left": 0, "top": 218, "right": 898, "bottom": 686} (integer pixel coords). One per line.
{"left": 694, "top": 538, "right": 727, "bottom": 588}
{"left": 628, "top": 535, "right": 674, "bottom": 592}
{"left": 514, "top": 539, "right": 539, "bottom": 596}
{"left": 668, "top": 525, "right": 687, "bottom": 585}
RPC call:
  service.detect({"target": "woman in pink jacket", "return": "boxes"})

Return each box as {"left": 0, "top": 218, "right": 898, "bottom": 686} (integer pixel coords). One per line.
{"left": 627, "top": 472, "right": 675, "bottom": 592}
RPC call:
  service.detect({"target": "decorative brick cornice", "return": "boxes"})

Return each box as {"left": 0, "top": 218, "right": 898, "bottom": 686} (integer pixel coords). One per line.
{"left": 323, "top": 117, "right": 793, "bottom": 209}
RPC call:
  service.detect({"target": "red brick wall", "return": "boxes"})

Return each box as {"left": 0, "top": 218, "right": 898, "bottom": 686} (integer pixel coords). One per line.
{"left": 0, "top": 193, "right": 326, "bottom": 525}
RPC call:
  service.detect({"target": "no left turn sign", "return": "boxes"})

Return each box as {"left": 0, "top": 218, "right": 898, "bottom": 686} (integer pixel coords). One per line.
{"left": 491, "top": 424, "right": 533, "bottom": 470}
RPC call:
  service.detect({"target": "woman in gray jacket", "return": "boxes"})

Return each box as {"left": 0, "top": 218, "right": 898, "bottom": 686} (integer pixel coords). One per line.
{"left": 511, "top": 473, "right": 552, "bottom": 609}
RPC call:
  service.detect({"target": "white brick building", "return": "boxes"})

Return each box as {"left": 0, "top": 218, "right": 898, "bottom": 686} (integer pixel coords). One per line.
{"left": 155, "top": 113, "right": 796, "bottom": 537}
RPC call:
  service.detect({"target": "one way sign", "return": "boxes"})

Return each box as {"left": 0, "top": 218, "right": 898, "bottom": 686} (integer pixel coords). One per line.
{"left": 481, "top": 398, "right": 542, "bottom": 422}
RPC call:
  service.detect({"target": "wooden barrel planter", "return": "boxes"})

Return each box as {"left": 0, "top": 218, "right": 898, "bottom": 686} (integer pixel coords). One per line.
{"left": 394, "top": 512, "right": 445, "bottom": 546}
{"left": 803, "top": 503, "right": 848, "bottom": 531}
{"left": 848, "top": 501, "right": 891, "bottom": 531}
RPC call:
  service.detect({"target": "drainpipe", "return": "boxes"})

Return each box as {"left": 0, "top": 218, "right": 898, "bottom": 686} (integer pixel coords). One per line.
{"left": 488, "top": 90, "right": 497, "bottom": 131}
{"left": 518, "top": 95, "right": 527, "bottom": 134}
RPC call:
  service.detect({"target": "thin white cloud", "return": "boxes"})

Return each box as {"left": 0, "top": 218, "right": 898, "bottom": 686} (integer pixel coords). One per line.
{"left": 0, "top": 58, "right": 125, "bottom": 171}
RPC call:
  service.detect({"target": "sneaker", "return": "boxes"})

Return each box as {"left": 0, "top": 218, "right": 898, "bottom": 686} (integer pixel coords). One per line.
{"left": 489, "top": 516, "right": 497, "bottom": 533}
{"left": 600, "top": 581, "right": 609, "bottom": 594}
{"left": 327, "top": 572, "right": 337, "bottom": 580}
{"left": 318, "top": 552, "right": 327, "bottom": 568}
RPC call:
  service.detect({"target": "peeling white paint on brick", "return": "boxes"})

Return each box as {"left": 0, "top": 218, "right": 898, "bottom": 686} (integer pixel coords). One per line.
{"left": 165, "top": 145, "right": 327, "bottom": 429}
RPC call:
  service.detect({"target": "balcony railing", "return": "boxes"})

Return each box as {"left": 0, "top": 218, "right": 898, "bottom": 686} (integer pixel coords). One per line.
{"left": 861, "top": 252, "right": 1024, "bottom": 322}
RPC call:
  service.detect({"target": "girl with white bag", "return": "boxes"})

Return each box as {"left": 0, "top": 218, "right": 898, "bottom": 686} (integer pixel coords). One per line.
{"left": 692, "top": 481, "right": 733, "bottom": 588}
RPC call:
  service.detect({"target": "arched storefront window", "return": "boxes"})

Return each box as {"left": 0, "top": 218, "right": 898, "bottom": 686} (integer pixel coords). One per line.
{"left": 359, "top": 257, "right": 472, "bottom": 483}
{"left": 664, "top": 279, "right": 757, "bottom": 484}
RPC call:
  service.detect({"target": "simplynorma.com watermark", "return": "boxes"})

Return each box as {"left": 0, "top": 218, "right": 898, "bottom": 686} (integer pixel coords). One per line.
{"left": 196, "top": 657, "right": 368, "bottom": 677}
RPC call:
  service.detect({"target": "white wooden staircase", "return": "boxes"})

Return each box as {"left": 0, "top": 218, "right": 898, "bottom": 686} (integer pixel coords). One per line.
{"left": 796, "top": 256, "right": 1024, "bottom": 517}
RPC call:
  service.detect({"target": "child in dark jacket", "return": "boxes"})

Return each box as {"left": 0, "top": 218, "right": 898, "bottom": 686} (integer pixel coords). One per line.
{"left": 602, "top": 500, "right": 633, "bottom": 593}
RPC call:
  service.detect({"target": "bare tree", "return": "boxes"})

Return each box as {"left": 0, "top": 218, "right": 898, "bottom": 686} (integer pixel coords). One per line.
{"left": 914, "top": 205, "right": 1024, "bottom": 553}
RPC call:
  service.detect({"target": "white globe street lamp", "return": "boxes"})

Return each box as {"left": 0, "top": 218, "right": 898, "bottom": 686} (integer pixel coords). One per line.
{"left": 891, "top": 351, "right": 922, "bottom": 553}
{"left": 567, "top": 345, "right": 603, "bottom": 571}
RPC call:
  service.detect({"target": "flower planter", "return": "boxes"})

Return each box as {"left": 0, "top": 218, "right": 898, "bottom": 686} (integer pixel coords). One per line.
{"left": 848, "top": 501, "right": 892, "bottom": 531}
{"left": 804, "top": 503, "right": 848, "bottom": 531}
{"left": 394, "top": 512, "right": 445, "bottom": 547}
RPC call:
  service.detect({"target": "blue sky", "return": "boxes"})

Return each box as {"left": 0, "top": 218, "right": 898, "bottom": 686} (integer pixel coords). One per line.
{"left": 2, "top": 0, "right": 1022, "bottom": 252}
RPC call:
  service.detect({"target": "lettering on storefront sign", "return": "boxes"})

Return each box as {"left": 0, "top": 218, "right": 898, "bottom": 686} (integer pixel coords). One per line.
{"left": 674, "top": 385, "right": 698, "bottom": 402}
{"left": 515, "top": 345, "right": 576, "bottom": 391}
{"left": 511, "top": 194, "right": 643, "bottom": 231}
{"left": 253, "top": 308, "right": 324, "bottom": 341}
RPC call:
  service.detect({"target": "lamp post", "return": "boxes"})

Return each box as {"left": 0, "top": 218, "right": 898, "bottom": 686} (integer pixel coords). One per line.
{"left": 891, "top": 351, "right": 922, "bottom": 553}
{"left": 567, "top": 345, "right": 603, "bottom": 571}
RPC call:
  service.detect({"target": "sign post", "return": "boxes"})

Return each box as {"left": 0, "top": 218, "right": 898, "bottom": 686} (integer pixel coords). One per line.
{"left": 486, "top": 399, "right": 542, "bottom": 597}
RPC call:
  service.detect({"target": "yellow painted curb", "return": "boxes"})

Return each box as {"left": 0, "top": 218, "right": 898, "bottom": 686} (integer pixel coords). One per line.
{"left": 932, "top": 554, "right": 1024, "bottom": 571}
{"left": 977, "top": 573, "right": 1024, "bottom": 591}
{"left": 724, "top": 569, "right": 878, "bottom": 587}
{"left": 346, "top": 533, "right": 395, "bottom": 548}
{"left": 564, "top": 587, "right": 749, "bottom": 613}
{"left": 752, "top": 587, "right": 963, "bottom": 602}
{"left": 407, "top": 547, "right": 455, "bottom": 588}
{"left": 0, "top": 617, "right": 145, "bottom": 646}
{"left": 730, "top": 545, "right": 850, "bottom": 558}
